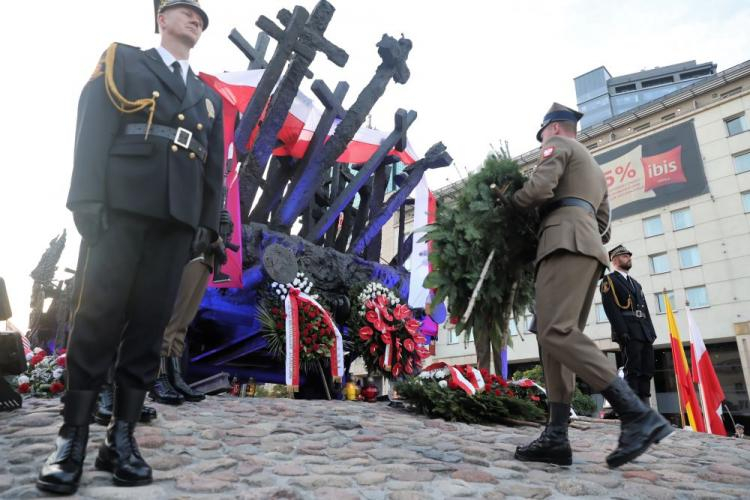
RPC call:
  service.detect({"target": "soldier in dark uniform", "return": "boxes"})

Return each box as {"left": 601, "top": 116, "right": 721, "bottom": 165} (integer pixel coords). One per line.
{"left": 511, "top": 103, "right": 671, "bottom": 469}
{"left": 601, "top": 245, "right": 657, "bottom": 406}
{"left": 37, "top": 1, "right": 223, "bottom": 494}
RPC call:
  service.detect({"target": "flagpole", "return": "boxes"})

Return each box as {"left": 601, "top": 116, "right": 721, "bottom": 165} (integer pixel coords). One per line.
{"left": 666, "top": 290, "right": 686, "bottom": 429}
{"left": 687, "top": 302, "right": 712, "bottom": 433}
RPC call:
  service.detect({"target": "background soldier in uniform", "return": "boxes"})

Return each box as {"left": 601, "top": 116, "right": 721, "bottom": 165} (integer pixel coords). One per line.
{"left": 37, "top": 1, "right": 223, "bottom": 494}
{"left": 510, "top": 103, "right": 671, "bottom": 468}
{"left": 601, "top": 245, "right": 657, "bottom": 406}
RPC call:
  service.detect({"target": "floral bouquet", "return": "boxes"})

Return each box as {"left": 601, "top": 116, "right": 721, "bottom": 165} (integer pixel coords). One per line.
{"left": 259, "top": 272, "right": 343, "bottom": 390}
{"left": 350, "top": 282, "right": 430, "bottom": 380}
{"left": 395, "top": 362, "right": 545, "bottom": 424}
{"left": 15, "top": 348, "right": 67, "bottom": 397}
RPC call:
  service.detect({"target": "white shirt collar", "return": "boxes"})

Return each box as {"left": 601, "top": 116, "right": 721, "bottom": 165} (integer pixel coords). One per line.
{"left": 156, "top": 46, "right": 190, "bottom": 84}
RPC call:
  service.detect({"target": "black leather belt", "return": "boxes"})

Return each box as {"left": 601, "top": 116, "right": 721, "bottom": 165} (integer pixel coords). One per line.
{"left": 124, "top": 123, "right": 207, "bottom": 162}
{"left": 539, "top": 197, "right": 595, "bottom": 219}
{"left": 622, "top": 310, "right": 646, "bottom": 319}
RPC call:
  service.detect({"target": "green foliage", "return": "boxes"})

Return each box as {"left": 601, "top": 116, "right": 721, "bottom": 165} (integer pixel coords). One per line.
{"left": 423, "top": 153, "right": 538, "bottom": 347}
{"left": 395, "top": 378, "right": 545, "bottom": 424}
{"left": 512, "top": 364, "right": 598, "bottom": 417}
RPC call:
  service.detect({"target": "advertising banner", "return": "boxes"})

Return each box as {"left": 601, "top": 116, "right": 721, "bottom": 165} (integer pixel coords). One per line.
{"left": 594, "top": 120, "right": 708, "bottom": 220}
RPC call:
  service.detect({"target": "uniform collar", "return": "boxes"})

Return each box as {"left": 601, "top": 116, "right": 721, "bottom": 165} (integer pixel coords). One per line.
{"left": 155, "top": 46, "right": 190, "bottom": 83}
{"left": 615, "top": 269, "right": 630, "bottom": 280}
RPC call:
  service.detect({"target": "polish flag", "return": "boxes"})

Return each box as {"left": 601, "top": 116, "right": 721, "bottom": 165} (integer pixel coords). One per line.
{"left": 687, "top": 306, "right": 727, "bottom": 436}
{"left": 200, "top": 71, "right": 417, "bottom": 165}
{"left": 408, "top": 177, "right": 437, "bottom": 308}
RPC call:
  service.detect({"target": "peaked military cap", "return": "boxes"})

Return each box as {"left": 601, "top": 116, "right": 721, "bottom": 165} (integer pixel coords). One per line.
{"left": 154, "top": 0, "right": 209, "bottom": 32}
{"left": 536, "top": 102, "right": 584, "bottom": 142}
{"left": 608, "top": 244, "right": 632, "bottom": 261}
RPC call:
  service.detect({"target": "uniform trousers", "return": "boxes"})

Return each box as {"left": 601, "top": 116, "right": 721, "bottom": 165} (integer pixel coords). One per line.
{"left": 620, "top": 339, "right": 655, "bottom": 398}
{"left": 66, "top": 211, "right": 192, "bottom": 391}
{"left": 535, "top": 251, "right": 618, "bottom": 404}
{"left": 160, "top": 258, "right": 211, "bottom": 358}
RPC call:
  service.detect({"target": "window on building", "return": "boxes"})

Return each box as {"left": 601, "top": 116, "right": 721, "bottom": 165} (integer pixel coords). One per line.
{"left": 643, "top": 215, "right": 664, "bottom": 237}
{"left": 595, "top": 303, "right": 608, "bottom": 323}
{"left": 655, "top": 291, "right": 676, "bottom": 314}
{"left": 671, "top": 207, "right": 694, "bottom": 230}
{"left": 448, "top": 328, "right": 473, "bottom": 345}
{"left": 734, "top": 151, "right": 750, "bottom": 174}
{"left": 642, "top": 76, "right": 674, "bottom": 88}
{"left": 678, "top": 245, "right": 701, "bottom": 269}
{"left": 649, "top": 252, "right": 670, "bottom": 274}
{"left": 743, "top": 191, "right": 750, "bottom": 213}
{"left": 633, "top": 122, "right": 651, "bottom": 132}
{"left": 615, "top": 83, "right": 636, "bottom": 93}
{"left": 726, "top": 114, "right": 748, "bottom": 136}
{"left": 686, "top": 286, "right": 709, "bottom": 308}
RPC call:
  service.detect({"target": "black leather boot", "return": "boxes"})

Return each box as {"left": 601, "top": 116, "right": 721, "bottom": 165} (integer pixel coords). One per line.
{"left": 168, "top": 356, "right": 205, "bottom": 402}
{"left": 96, "top": 384, "right": 157, "bottom": 424}
{"left": 94, "top": 384, "right": 114, "bottom": 425}
{"left": 148, "top": 357, "right": 183, "bottom": 405}
{"left": 514, "top": 402, "right": 572, "bottom": 466}
{"left": 37, "top": 390, "right": 98, "bottom": 495}
{"left": 601, "top": 377, "right": 673, "bottom": 468}
{"left": 95, "top": 386, "right": 152, "bottom": 486}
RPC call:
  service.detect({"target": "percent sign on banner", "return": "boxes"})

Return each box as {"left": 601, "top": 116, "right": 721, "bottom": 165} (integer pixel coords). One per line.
{"left": 599, "top": 145, "right": 655, "bottom": 209}
{"left": 604, "top": 162, "right": 637, "bottom": 187}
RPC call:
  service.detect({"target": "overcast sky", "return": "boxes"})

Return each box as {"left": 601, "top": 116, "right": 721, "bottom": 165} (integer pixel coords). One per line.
{"left": 1, "top": 0, "right": 749, "bottom": 332}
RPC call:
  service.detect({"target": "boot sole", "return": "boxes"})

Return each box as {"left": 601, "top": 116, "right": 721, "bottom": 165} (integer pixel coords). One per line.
{"left": 95, "top": 457, "right": 153, "bottom": 487}
{"left": 36, "top": 479, "right": 79, "bottom": 495}
{"left": 148, "top": 393, "right": 184, "bottom": 406}
{"left": 607, "top": 423, "right": 674, "bottom": 469}
{"left": 514, "top": 451, "right": 572, "bottom": 466}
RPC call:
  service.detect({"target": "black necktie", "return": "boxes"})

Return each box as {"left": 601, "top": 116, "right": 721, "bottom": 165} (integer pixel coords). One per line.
{"left": 627, "top": 275, "right": 636, "bottom": 293}
{"left": 171, "top": 61, "right": 186, "bottom": 93}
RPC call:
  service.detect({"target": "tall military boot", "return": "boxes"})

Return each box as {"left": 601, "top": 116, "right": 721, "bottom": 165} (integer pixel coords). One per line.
{"left": 95, "top": 386, "right": 152, "bottom": 486}
{"left": 601, "top": 376, "right": 673, "bottom": 468}
{"left": 96, "top": 384, "right": 158, "bottom": 424}
{"left": 514, "top": 402, "right": 572, "bottom": 466}
{"left": 167, "top": 356, "right": 205, "bottom": 402}
{"left": 37, "top": 390, "right": 98, "bottom": 495}
{"left": 148, "top": 357, "right": 183, "bottom": 405}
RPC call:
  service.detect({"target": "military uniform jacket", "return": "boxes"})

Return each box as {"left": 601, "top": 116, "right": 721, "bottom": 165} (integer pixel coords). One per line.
{"left": 67, "top": 44, "right": 224, "bottom": 234}
{"left": 600, "top": 272, "right": 656, "bottom": 344}
{"left": 512, "top": 135, "right": 611, "bottom": 268}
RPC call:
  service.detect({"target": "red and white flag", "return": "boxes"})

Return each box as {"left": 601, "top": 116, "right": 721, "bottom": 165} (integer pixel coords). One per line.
{"left": 408, "top": 176, "right": 437, "bottom": 309}
{"left": 687, "top": 306, "right": 727, "bottom": 436}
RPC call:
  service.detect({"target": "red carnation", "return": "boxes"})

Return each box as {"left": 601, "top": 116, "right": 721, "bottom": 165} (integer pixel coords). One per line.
{"left": 393, "top": 304, "right": 411, "bottom": 320}
{"left": 50, "top": 382, "right": 65, "bottom": 394}
{"left": 507, "top": 390, "right": 516, "bottom": 398}
{"left": 58, "top": 348, "right": 66, "bottom": 355}
{"left": 518, "top": 379, "right": 534, "bottom": 388}
{"left": 494, "top": 389, "right": 502, "bottom": 397}
{"left": 56, "top": 356, "right": 67, "bottom": 367}
{"left": 30, "top": 353, "right": 45, "bottom": 367}
{"left": 365, "top": 311, "right": 379, "bottom": 324}
{"left": 380, "top": 332, "right": 392, "bottom": 345}
{"left": 18, "top": 383, "right": 30, "bottom": 394}
{"left": 449, "top": 316, "right": 459, "bottom": 325}
{"left": 303, "top": 337, "right": 312, "bottom": 345}
{"left": 276, "top": 322, "right": 284, "bottom": 330}
{"left": 313, "top": 343, "right": 320, "bottom": 351}
{"left": 531, "top": 395, "right": 541, "bottom": 402}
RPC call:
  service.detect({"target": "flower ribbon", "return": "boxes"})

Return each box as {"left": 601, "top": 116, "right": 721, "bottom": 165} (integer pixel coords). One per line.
{"left": 285, "top": 287, "right": 344, "bottom": 392}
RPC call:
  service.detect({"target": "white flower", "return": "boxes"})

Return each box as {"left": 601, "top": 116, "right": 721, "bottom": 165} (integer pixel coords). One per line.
{"left": 17, "top": 375, "right": 30, "bottom": 385}
{"left": 438, "top": 380, "right": 448, "bottom": 388}
{"left": 276, "top": 290, "right": 282, "bottom": 295}
{"left": 33, "top": 347, "right": 43, "bottom": 354}
{"left": 293, "top": 279, "right": 300, "bottom": 286}
{"left": 53, "top": 368, "right": 64, "bottom": 380}
{"left": 272, "top": 282, "right": 278, "bottom": 288}
{"left": 26, "top": 352, "right": 33, "bottom": 361}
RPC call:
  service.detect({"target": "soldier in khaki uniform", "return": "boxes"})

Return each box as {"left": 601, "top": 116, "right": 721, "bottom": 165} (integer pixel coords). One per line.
{"left": 511, "top": 103, "right": 672, "bottom": 468}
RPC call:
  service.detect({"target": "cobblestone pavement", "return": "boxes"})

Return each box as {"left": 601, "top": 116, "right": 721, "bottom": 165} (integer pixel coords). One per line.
{"left": 2, "top": 396, "right": 750, "bottom": 499}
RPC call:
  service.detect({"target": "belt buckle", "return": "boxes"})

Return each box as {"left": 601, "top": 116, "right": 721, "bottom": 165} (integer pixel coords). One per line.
{"left": 174, "top": 127, "right": 193, "bottom": 150}
{"left": 635, "top": 310, "right": 645, "bottom": 319}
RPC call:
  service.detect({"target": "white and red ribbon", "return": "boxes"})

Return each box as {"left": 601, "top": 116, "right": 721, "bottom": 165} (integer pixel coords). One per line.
{"left": 284, "top": 288, "right": 344, "bottom": 392}
{"left": 422, "top": 361, "right": 482, "bottom": 396}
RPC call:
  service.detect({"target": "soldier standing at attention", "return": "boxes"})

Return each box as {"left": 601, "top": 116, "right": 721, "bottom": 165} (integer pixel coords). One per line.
{"left": 510, "top": 103, "right": 671, "bottom": 468}
{"left": 601, "top": 245, "right": 657, "bottom": 406}
{"left": 37, "top": 1, "right": 223, "bottom": 494}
